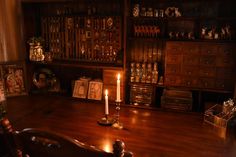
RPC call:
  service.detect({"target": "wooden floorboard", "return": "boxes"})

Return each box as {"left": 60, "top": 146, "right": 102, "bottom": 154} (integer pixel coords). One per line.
{"left": 3, "top": 95, "right": 236, "bottom": 157}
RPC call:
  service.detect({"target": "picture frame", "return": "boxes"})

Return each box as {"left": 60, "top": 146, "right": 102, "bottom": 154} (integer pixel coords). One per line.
{"left": 0, "top": 66, "right": 6, "bottom": 102}
{"left": 88, "top": 80, "right": 103, "bottom": 100}
{"left": 2, "top": 62, "right": 27, "bottom": 97}
{"left": 72, "top": 79, "right": 89, "bottom": 99}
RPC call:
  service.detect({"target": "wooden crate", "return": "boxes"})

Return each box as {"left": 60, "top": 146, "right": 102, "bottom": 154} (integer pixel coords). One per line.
{"left": 161, "top": 89, "right": 192, "bottom": 111}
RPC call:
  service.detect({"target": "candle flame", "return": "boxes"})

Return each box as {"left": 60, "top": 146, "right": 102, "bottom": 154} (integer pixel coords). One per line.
{"left": 117, "top": 73, "right": 120, "bottom": 80}
{"left": 105, "top": 89, "right": 108, "bottom": 96}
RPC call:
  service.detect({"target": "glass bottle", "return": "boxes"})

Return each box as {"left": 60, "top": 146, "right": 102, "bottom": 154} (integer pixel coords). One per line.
{"left": 135, "top": 63, "right": 141, "bottom": 83}
{"left": 146, "top": 63, "right": 152, "bottom": 83}
{"left": 29, "top": 43, "right": 34, "bottom": 61}
{"left": 152, "top": 62, "right": 158, "bottom": 84}
{"left": 130, "top": 62, "right": 135, "bottom": 83}
{"left": 141, "top": 63, "right": 146, "bottom": 83}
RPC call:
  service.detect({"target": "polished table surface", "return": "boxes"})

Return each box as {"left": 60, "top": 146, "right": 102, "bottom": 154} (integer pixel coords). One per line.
{"left": 5, "top": 95, "right": 236, "bottom": 157}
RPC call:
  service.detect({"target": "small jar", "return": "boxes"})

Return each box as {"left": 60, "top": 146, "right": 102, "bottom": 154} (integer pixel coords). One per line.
{"left": 140, "top": 7, "right": 146, "bottom": 17}
{"left": 146, "top": 8, "right": 153, "bottom": 17}
{"left": 133, "top": 4, "right": 140, "bottom": 17}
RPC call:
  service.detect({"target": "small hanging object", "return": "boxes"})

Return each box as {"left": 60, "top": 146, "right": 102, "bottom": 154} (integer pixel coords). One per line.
{"left": 27, "top": 37, "right": 45, "bottom": 62}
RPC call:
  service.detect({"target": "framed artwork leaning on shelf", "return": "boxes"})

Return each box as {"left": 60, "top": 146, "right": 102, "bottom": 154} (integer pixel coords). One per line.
{"left": 2, "top": 62, "right": 27, "bottom": 97}
{"left": 88, "top": 80, "right": 103, "bottom": 100}
{"left": 73, "top": 79, "right": 89, "bottom": 99}
{"left": 0, "top": 66, "right": 6, "bottom": 103}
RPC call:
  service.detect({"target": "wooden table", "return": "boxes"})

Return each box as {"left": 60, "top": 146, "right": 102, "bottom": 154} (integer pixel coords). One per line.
{"left": 5, "top": 95, "right": 236, "bottom": 157}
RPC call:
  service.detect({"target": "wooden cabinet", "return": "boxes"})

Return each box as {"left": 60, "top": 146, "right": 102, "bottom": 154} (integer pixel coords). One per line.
{"left": 164, "top": 41, "right": 235, "bottom": 91}
{"left": 126, "top": 0, "right": 236, "bottom": 109}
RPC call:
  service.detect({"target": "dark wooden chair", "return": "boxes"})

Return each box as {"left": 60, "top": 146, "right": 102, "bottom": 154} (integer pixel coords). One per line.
{"left": 0, "top": 117, "right": 133, "bottom": 157}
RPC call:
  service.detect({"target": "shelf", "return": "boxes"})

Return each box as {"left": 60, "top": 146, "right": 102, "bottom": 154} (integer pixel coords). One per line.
{"left": 128, "top": 37, "right": 236, "bottom": 43}
{"left": 28, "top": 61, "right": 124, "bottom": 70}
{"left": 129, "top": 82, "right": 165, "bottom": 88}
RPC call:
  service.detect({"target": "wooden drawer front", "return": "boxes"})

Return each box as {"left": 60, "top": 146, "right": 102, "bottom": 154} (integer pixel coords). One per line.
{"left": 200, "top": 44, "right": 218, "bottom": 55}
{"left": 164, "top": 75, "right": 181, "bottom": 86}
{"left": 199, "top": 67, "right": 216, "bottom": 78}
{"left": 198, "top": 78, "right": 215, "bottom": 89}
{"left": 215, "top": 79, "right": 234, "bottom": 91}
{"left": 130, "top": 84, "right": 153, "bottom": 105}
{"left": 103, "top": 84, "right": 124, "bottom": 101}
{"left": 216, "top": 57, "right": 234, "bottom": 67}
{"left": 166, "top": 42, "right": 183, "bottom": 55}
{"left": 182, "top": 55, "right": 199, "bottom": 65}
{"left": 165, "top": 64, "right": 181, "bottom": 75}
{"left": 162, "top": 97, "right": 192, "bottom": 106}
{"left": 199, "top": 56, "right": 216, "bottom": 66}
{"left": 166, "top": 54, "right": 182, "bottom": 64}
{"left": 181, "top": 67, "right": 199, "bottom": 77}
{"left": 103, "top": 70, "right": 124, "bottom": 86}
{"left": 216, "top": 68, "right": 234, "bottom": 79}
{"left": 182, "top": 43, "right": 199, "bottom": 55}
{"left": 218, "top": 44, "right": 235, "bottom": 57}
{"left": 181, "top": 78, "right": 198, "bottom": 88}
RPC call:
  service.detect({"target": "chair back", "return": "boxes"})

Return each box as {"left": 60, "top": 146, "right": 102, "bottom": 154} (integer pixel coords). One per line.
{"left": 1, "top": 117, "right": 133, "bottom": 157}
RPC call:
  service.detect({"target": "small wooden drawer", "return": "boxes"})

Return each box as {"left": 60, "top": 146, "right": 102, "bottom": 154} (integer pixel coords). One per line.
{"left": 215, "top": 79, "right": 234, "bottom": 91}
{"left": 198, "top": 78, "right": 215, "bottom": 89}
{"left": 164, "top": 75, "right": 181, "bottom": 86}
{"left": 200, "top": 43, "right": 218, "bottom": 55}
{"left": 216, "top": 57, "right": 234, "bottom": 67}
{"left": 166, "top": 54, "right": 182, "bottom": 64}
{"left": 199, "top": 56, "right": 216, "bottom": 66}
{"left": 103, "top": 70, "right": 124, "bottom": 86}
{"left": 181, "top": 67, "right": 199, "bottom": 76}
{"left": 182, "top": 55, "right": 200, "bottom": 66}
{"left": 182, "top": 43, "right": 200, "bottom": 55}
{"left": 166, "top": 42, "right": 183, "bottom": 55}
{"left": 218, "top": 44, "right": 235, "bottom": 57}
{"left": 199, "top": 67, "right": 216, "bottom": 78}
{"left": 165, "top": 64, "right": 181, "bottom": 75}
{"left": 216, "top": 68, "right": 234, "bottom": 79}
{"left": 181, "top": 77, "right": 198, "bottom": 88}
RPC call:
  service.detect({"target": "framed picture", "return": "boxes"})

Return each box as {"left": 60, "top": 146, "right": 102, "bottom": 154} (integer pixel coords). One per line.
{"left": 0, "top": 66, "right": 6, "bottom": 102}
{"left": 72, "top": 79, "right": 89, "bottom": 99}
{"left": 2, "top": 62, "right": 27, "bottom": 97}
{"left": 88, "top": 80, "right": 103, "bottom": 100}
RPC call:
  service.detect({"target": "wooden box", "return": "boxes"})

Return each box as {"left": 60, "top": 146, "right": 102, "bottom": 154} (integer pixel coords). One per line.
{"left": 103, "top": 70, "right": 124, "bottom": 102}
{"left": 129, "top": 84, "right": 154, "bottom": 106}
{"left": 161, "top": 89, "right": 192, "bottom": 111}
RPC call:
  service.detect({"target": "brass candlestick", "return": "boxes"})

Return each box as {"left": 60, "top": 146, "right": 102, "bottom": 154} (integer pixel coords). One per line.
{"left": 112, "top": 100, "right": 123, "bottom": 129}
{"left": 97, "top": 114, "right": 114, "bottom": 126}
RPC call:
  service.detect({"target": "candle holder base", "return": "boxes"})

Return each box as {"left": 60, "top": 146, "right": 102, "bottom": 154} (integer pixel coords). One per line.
{"left": 97, "top": 115, "right": 115, "bottom": 126}
{"left": 112, "top": 122, "right": 123, "bottom": 129}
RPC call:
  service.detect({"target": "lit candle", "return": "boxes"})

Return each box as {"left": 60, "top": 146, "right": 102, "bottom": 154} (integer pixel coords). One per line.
{"left": 105, "top": 89, "right": 109, "bottom": 115}
{"left": 117, "top": 73, "right": 120, "bottom": 101}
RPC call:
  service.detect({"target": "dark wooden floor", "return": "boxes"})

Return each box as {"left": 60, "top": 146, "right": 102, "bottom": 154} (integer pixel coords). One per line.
{"left": 4, "top": 95, "right": 236, "bottom": 157}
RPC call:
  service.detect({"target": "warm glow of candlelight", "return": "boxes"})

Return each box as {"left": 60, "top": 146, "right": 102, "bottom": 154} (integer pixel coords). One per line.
{"left": 116, "top": 73, "right": 121, "bottom": 101}
{"left": 105, "top": 89, "right": 109, "bottom": 115}
{"left": 117, "top": 73, "right": 120, "bottom": 80}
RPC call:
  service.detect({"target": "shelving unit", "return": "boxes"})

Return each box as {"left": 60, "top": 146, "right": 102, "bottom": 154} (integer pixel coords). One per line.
{"left": 21, "top": 0, "right": 126, "bottom": 101}
{"left": 126, "top": 0, "right": 236, "bottom": 110}
{"left": 20, "top": 0, "right": 236, "bottom": 111}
